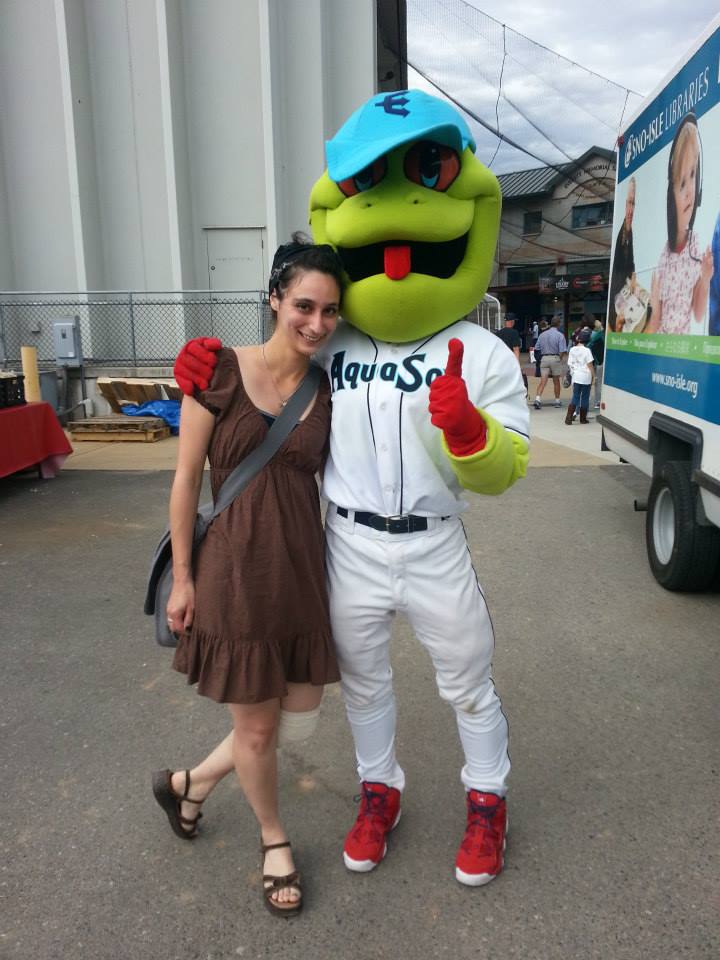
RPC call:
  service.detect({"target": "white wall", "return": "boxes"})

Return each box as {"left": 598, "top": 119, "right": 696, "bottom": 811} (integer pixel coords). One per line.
{"left": 0, "top": 90, "right": 14, "bottom": 289}
{"left": 0, "top": 0, "right": 82, "bottom": 289}
{"left": 179, "top": 0, "right": 267, "bottom": 290}
{"left": 63, "top": 0, "right": 103, "bottom": 289}
{"left": 83, "top": 0, "right": 146, "bottom": 289}
{"left": 0, "top": 0, "right": 377, "bottom": 294}
{"left": 261, "top": 0, "right": 376, "bottom": 256}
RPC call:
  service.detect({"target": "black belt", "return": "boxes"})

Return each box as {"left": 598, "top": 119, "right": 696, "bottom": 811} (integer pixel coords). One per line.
{"left": 337, "top": 507, "right": 430, "bottom": 534}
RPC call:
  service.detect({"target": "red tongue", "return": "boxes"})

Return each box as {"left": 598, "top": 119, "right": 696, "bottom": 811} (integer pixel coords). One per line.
{"left": 384, "top": 245, "right": 411, "bottom": 280}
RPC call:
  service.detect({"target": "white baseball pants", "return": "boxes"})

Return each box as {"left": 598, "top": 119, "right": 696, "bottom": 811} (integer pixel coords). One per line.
{"left": 325, "top": 506, "right": 510, "bottom": 796}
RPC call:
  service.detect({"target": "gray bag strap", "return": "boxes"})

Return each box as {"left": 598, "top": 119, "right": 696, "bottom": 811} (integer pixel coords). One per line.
{"left": 210, "top": 362, "right": 322, "bottom": 519}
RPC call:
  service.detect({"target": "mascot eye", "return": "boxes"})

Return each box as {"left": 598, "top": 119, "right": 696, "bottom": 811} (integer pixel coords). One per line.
{"left": 404, "top": 141, "right": 460, "bottom": 191}
{"left": 338, "top": 157, "right": 387, "bottom": 197}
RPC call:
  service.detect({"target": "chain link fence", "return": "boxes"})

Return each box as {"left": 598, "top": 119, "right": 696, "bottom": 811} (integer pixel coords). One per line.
{"left": 0, "top": 291, "right": 272, "bottom": 369}
{"left": 0, "top": 289, "right": 503, "bottom": 373}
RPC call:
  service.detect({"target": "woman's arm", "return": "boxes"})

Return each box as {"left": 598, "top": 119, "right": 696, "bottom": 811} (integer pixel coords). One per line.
{"left": 166, "top": 395, "right": 215, "bottom": 633}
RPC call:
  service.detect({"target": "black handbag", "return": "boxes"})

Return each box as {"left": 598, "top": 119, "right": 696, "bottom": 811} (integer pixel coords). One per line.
{"left": 144, "top": 363, "right": 322, "bottom": 646}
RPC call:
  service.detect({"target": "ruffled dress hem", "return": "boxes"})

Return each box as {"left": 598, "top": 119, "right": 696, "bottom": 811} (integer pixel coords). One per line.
{"left": 172, "top": 626, "right": 341, "bottom": 705}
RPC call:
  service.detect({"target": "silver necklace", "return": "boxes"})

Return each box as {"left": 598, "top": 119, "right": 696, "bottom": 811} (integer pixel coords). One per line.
{"left": 261, "top": 343, "right": 289, "bottom": 408}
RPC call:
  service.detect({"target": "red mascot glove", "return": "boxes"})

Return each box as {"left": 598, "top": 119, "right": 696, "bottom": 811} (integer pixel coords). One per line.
{"left": 428, "top": 338, "right": 487, "bottom": 457}
{"left": 173, "top": 337, "right": 223, "bottom": 395}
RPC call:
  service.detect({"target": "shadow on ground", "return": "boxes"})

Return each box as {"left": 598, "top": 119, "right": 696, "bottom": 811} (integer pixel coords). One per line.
{"left": 2, "top": 466, "right": 718, "bottom": 959}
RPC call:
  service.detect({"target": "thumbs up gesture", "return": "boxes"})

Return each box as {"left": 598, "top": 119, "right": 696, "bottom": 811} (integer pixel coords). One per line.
{"left": 428, "top": 338, "right": 487, "bottom": 457}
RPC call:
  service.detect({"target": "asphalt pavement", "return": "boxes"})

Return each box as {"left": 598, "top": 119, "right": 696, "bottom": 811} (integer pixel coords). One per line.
{"left": 2, "top": 398, "right": 718, "bottom": 960}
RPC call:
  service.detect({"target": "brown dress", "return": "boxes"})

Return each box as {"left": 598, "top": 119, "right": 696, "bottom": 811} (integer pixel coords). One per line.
{"left": 173, "top": 348, "right": 340, "bottom": 703}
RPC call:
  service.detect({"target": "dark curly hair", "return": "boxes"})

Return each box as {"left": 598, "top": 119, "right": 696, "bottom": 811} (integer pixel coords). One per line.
{"left": 269, "top": 231, "right": 345, "bottom": 303}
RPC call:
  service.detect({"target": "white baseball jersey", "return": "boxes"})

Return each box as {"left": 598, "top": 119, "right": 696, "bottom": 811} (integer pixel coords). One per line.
{"left": 316, "top": 320, "right": 529, "bottom": 517}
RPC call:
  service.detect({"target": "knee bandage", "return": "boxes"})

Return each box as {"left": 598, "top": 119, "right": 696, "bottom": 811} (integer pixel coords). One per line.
{"left": 277, "top": 706, "right": 320, "bottom": 746}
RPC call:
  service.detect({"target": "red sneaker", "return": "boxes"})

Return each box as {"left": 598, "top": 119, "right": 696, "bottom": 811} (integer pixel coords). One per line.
{"left": 455, "top": 790, "right": 507, "bottom": 886}
{"left": 343, "top": 781, "right": 401, "bottom": 872}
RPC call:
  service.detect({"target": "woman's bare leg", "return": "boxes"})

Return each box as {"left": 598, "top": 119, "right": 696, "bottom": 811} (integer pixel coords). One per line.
{"left": 169, "top": 730, "right": 234, "bottom": 827}
{"left": 281, "top": 682, "right": 323, "bottom": 713}
{"left": 168, "top": 685, "right": 325, "bottom": 852}
{"left": 227, "top": 685, "right": 323, "bottom": 905}
{"left": 169, "top": 731, "right": 234, "bottom": 829}
{"left": 228, "top": 699, "right": 301, "bottom": 906}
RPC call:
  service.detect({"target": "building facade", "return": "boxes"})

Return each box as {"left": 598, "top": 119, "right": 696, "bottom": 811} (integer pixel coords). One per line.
{"left": 0, "top": 0, "right": 407, "bottom": 295}
{"left": 490, "top": 147, "right": 616, "bottom": 343}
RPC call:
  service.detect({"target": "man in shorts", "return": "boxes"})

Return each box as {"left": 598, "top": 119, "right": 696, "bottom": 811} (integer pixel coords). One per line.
{"left": 532, "top": 316, "right": 567, "bottom": 409}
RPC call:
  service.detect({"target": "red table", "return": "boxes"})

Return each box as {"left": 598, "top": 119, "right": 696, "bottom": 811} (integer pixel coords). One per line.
{"left": 0, "top": 402, "right": 73, "bottom": 479}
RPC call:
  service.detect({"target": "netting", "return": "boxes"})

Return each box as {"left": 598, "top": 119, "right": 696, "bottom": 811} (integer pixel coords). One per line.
{"left": 407, "top": 0, "right": 644, "bottom": 174}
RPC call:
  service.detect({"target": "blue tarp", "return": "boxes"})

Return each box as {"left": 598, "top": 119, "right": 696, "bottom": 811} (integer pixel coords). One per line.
{"left": 122, "top": 400, "right": 181, "bottom": 434}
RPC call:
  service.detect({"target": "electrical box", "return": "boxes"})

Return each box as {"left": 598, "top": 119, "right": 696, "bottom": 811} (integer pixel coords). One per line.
{"left": 52, "top": 316, "right": 83, "bottom": 367}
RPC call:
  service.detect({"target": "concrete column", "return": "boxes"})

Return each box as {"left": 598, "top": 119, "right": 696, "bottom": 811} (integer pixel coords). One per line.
{"left": 259, "top": 0, "right": 376, "bottom": 251}
{"left": 0, "top": 0, "right": 82, "bottom": 289}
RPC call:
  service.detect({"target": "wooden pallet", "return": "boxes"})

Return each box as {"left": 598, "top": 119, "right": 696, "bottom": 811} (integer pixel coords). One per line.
{"left": 68, "top": 415, "right": 170, "bottom": 442}
{"left": 96, "top": 377, "right": 182, "bottom": 413}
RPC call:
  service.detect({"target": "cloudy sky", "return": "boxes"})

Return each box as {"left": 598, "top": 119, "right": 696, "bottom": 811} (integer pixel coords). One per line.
{"left": 406, "top": 0, "right": 720, "bottom": 172}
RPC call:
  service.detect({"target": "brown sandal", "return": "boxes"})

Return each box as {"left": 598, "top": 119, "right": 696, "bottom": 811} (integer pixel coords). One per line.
{"left": 151, "top": 769, "right": 204, "bottom": 840}
{"left": 261, "top": 841, "right": 302, "bottom": 917}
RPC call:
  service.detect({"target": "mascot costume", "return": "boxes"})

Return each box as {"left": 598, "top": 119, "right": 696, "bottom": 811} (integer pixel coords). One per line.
{"left": 174, "top": 90, "right": 529, "bottom": 886}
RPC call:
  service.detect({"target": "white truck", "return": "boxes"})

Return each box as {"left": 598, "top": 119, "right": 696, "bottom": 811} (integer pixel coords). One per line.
{"left": 599, "top": 15, "right": 720, "bottom": 590}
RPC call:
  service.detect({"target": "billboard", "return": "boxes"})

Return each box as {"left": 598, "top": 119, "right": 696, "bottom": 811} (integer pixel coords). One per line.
{"left": 604, "top": 21, "right": 720, "bottom": 423}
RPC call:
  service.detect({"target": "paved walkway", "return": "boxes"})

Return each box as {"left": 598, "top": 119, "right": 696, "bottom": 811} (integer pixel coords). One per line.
{"left": 61, "top": 385, "right": 617, "bottom": 472}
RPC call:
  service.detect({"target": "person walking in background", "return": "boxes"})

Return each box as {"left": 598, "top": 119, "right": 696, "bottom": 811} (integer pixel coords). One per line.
{"left": 496, "top": 312, "right": 528, "bottom": 396}
{"left": 564, "top": 328, "right": 594, "bottom": 425}
{"left": 588, "top": 317, "right": 605, "bottom": 408}
{"left": 530, "top": 318, "right": 540, "bottom": 359}
{"left": 532, "top": 316, "right": 567, "bottom": 409}
{"left": 532, "top": 319, "right": 548, "bottom": 378}
{"left": 153, "top": 238, "right": 344, "bottom": 917}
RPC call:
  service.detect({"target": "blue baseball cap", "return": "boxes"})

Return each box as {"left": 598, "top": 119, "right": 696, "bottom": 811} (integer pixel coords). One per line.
{"left": 326, "top": 89, "right": 476, "bottom": 182}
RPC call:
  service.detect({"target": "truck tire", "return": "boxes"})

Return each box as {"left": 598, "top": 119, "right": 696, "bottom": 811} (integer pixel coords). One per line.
{"left": 646, "top": 460, "right": 720, "bottom": 591}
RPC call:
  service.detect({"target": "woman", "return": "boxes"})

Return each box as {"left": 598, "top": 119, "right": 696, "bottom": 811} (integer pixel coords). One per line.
{"left": 152, "top": 236, "right": 344, "bottom": 916}
{"left": 609, "top": 177, "right": 636, "bottom": 332}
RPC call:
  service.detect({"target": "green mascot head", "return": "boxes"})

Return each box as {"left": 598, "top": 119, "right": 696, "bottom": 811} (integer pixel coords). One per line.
{"left": 309, "top": 90, "right": 501, "bottom": 343}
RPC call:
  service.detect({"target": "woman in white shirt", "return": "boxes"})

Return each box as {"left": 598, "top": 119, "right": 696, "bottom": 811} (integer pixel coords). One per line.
{"left": 565, "top": 329, "right": 594, "bottom": 424}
